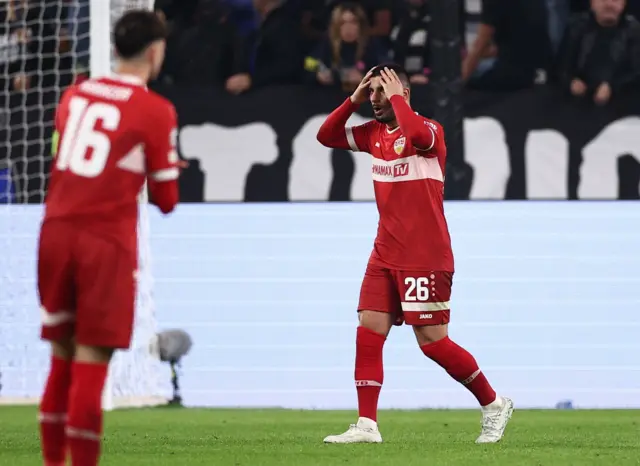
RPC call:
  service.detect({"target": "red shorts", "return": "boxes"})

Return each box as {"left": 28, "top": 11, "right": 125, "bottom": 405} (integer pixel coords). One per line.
{"left": 37, "top": 221, "right": 137, "bottom": 349}
{"left": 358, "top": 262, "right": 453, "bottom": 326}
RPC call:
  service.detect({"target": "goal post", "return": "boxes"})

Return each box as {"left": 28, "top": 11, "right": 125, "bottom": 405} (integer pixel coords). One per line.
{"left": 89, "top": 0, "right": 166, "bottom": 411}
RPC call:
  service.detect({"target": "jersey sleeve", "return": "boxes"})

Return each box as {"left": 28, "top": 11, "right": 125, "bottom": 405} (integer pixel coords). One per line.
{"left": 345, "top": 121, "right": 375, "bottom": 153}
{"left": 144, "top": 100, "right": 179, "bottom": 182}
{"left": 416, "top": 118, "right": 440, "bottom": 157}
{"left": 317, "top": 98, "right": 376, "bottom": 153}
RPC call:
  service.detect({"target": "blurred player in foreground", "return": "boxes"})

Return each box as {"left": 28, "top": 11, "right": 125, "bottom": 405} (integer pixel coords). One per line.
{"left": 317, "top": 64, "right": 513, "bottom": 444}
{"left": 37, "top": 10, "right": 180, "bottom": 466}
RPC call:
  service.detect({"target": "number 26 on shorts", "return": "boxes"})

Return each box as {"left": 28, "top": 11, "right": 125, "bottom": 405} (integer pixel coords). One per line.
{"left": 404, "top": 276, "right": 430, "bottom": 302}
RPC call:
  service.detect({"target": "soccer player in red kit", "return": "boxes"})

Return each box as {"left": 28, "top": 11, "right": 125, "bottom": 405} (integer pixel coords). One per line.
{"left": 317, "top": 64, "right": 513, "bottom": 444}
{"left": 37, "top": 11, "right": 179, "bottom": 466}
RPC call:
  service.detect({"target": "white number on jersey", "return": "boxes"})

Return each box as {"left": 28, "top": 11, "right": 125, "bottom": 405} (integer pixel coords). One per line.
{"left": 56, "top": 96, "right": 121, "bottom": 178}
{"left": 404, "top": 277, "right": 430, "bottom": 301}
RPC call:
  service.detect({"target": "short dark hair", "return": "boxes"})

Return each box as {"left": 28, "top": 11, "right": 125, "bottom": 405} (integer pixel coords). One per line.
{"left": 114, "top": 10, "right": 168, "bottom": 59}
{"left": 371, "top": 63, "right": 410, "bottom": 87}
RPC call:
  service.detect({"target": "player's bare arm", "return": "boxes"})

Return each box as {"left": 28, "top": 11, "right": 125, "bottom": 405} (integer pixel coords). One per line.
{"left": 380, "top": 67, "right": 436, "bottom": 152}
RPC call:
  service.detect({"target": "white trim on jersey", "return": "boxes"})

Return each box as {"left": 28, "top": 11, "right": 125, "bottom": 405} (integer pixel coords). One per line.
{"left": 386, "top": 126, "right": 401, "bottom": 134}
{"left": 371, "top": 154, "right": 443, "bottom": 183}
{"left": 345, "top": 127, "right": 359, "bottom": 152}
{"left": 150, "top": 167, "right": 180, "bottom": 181}
{"left": 415, "top": 126, "right": 436, "bottom": 152}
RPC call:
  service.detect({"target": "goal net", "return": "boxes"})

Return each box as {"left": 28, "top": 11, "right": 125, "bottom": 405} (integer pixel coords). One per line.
{"left": 0, "top": 0, "right": 166, "bottom": 410}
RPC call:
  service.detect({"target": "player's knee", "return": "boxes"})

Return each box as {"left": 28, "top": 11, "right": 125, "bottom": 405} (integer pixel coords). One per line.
{"left": 51, "top": 338, "right": 75, "bottom": 361}
{"left": 75, "top": 344, "right": 114, "bottom": 364}
{"left": 413, "top": 324, "right": 448, "bottom": 346}
{"left": 358, "top": 310, "right": 393, "bottom": 336}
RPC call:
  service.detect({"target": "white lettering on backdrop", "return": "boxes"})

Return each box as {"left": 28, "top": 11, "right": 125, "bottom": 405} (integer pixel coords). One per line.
{"left": 179, "top": 123, "right": 279, "bottom": 201}
{"left": 180, "top": 116, "right": 640, "bottom": 201}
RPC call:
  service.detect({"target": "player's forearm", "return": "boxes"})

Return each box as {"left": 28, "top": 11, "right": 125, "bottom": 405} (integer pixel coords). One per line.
{"left": 389, "top": 95, "right": 434, "bottom": 150}
{"left": 149, "top": 181, "right": 178, "bottom": 214}
{"left": 316, "top": 98, "right": 358, "bottom": 149}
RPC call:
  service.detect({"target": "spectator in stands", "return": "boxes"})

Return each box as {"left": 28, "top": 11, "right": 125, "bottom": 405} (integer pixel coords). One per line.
{"left": 572, "top": 0, "right": 640, "bottom": 16}
{"left": 158, "top": 0, "right": 250, "bottom": 94}
{"left": 626, "top": 0, "right": 640, "bottom": 18}
{"left": 156, "top": 0, "right": 200, "bottom": 29}
{"left": 0, "top": 0, "right": 35, "bottom": 93}
{"left": 227, "top": 0, "right": 302, "bottom": 90}
{"left": 463, "top": 0, "right": 553, "bottom": 91}
{"left": 388, "top": 0, "right": 440, "bottom": 85}
{"left": 0, "top": 0, "right": 67, "bottom": 94}
{"left": 304, "top": 2, "right": 384, "bottom": 91}
{"left": 220, "top": 0, "right": 260, "bottom": 36}
{"left": 558, "top": 0, "right": 640, "bottom": 105}
{"left": 547, "top": 0, "right": 572, "bottom": 56}
{"left": 301, "top": 0, "right": 394, "bottom": 46}
{"left": 1, "top": 0, "right": 67, "bottom": 203}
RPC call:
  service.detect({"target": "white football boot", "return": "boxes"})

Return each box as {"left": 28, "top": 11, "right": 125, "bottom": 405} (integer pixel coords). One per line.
{"left": 323, "top": 417, "right": 383, "bottom": 444}
{"left": 476, "top": 396, "right": 514, "bottom": 444}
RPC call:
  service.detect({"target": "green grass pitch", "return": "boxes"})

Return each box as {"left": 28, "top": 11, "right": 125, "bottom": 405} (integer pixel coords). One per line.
{"left": 1, "top": 406, "right": 638, "bottom": 465}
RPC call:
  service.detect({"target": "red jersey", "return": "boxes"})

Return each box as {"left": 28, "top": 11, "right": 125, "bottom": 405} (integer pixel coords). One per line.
{"left": 44, "top": 74, "right": 180, "bottom": 254}
{"left": 317, "top": 96, "right": 454, "bottom": 271}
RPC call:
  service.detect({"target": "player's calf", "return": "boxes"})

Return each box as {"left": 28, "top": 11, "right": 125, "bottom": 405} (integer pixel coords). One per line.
{"left": 355, "top": 325, "right": 386, "bottom": 422}
{"left": 39, "top": 340, "right": 73, "bottom": 466}
{"left": 66, "top": 345, "right": 112, "bottom": 466}
{"left": 323, "top": 311, "right": 390, "bottom": 444}
{"left": 414, "top": 325, "right": 513, "bottom": 442}
{"left": 415, "top": 326, "right": 497, "bottom": 407}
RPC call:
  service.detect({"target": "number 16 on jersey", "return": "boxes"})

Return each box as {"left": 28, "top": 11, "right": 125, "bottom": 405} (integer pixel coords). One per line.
{"left": 56, "top": 96, "right": 121, "bottom": 178}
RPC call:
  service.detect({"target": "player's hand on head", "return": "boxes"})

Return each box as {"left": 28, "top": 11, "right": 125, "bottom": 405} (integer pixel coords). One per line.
{"left": 380, "top": 67, "right": 404, "bottom": 98}
{"left": 350, "top": 68, "right": 374, "bottom": 105}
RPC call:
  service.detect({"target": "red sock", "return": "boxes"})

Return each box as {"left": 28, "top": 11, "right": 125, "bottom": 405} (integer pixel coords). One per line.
{"left": 355, "top": 326, "right": 385, "bottom": 421}
{"left": 39, "top": 356, "right": 73, "bottom": 466}
{"left": 66, "top": 361, "right": 109, "bottom": 466}
{"left": 421, "top": 337, "right": 497, "bottom": 406}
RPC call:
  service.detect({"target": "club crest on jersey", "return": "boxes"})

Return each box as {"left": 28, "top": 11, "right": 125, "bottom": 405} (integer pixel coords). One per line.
{"left": 393, "top": 137, "right": 406, "bottom": 155}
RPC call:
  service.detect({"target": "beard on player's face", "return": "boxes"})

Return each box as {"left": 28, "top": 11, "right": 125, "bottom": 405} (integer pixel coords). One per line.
{"left": 373, "top": 104, "right": 396, "bottom": 124}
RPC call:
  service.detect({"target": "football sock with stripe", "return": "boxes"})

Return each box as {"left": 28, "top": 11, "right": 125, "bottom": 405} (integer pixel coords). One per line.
{"left": 355, "top": 326, "right": 386, "bottom": 422}
{"left": 67, "top": 361, "right": 109, "bottom": 466}
{"left": 421, "top": 336, "right": 497, "bottom": 406}
{"left": 39, "top": 356, "right": 73, "bottom": 466}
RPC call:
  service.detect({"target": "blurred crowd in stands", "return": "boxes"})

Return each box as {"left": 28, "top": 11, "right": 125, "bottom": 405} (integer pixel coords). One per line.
{"left": 0, "top": 0, "right": 638, "bottom": 104}
{"left": 152, "top": 0, "right": 640, "bottom": 105}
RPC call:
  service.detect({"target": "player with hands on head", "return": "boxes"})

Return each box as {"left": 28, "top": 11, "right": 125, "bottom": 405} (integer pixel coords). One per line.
{"left": 349, "top": 68, "right": 374, "bottom": 104}
{"left": 317, "top": 63, "right": 513, "bottom": 445}
{"left": 37, "top": 10, "right": 182, "bottom": 466}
